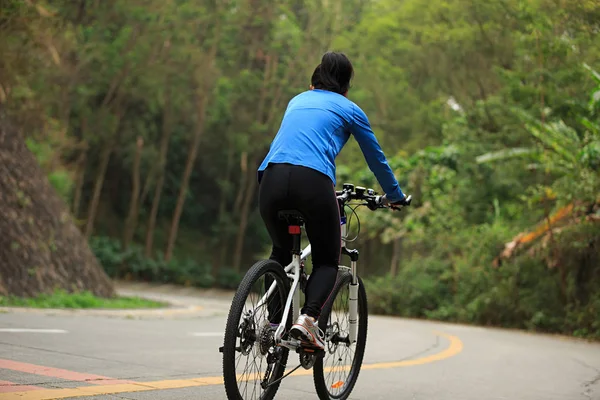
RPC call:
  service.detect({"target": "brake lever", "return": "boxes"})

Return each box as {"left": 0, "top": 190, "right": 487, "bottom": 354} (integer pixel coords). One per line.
{"left": 367, "top": 195, "right": 386, "bottom": 211}
{"left": 367, "top": 194, "right": 412, "bottom": 211}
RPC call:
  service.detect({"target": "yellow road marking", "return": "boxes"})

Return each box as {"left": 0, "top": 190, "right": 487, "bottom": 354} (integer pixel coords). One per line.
{"left": 286, "top": 330, "right": 463, "bottom": 377}
{"left": 0, "top": 330, "right": 463, "bottom": 400}
{"left": 0, "top": 378, "right": 224, "bottom": 400}
{"left": 362, "top": 330, "right": 463, "bottom": 370}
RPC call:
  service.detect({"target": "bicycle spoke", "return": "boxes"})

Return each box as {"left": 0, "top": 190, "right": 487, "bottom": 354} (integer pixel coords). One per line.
{"left": 319, "top": 279, "right": 364, "bottom": 397}
{"left": 231, "top": 271, "right": 288, "bottom": 400}
{"left": 223, "top": 261, "right": 292, "bottom": 400}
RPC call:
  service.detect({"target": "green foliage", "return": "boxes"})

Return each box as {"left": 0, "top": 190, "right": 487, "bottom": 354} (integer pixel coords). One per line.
{"left": 367, "top": 259, "right": 451, "bottom": 318}
{"left": 89, "top": 236, "right": 216, "bottom": 288}
{"left": 47, "top": 170, "right": 74, "bottom": 203}
{"left": 216, "top": 268, "right": 244, "bottom": 290}
{"left": 88, "top": 236, "right": 126, "bottom": 277}
{"left": 0, "top": 289, "right": 166, "bottom": 309}
{"left": 25, "top": 138, "right": 74, "bottom": 202}
{"left": 25, "top": 138, "right": 53, "bottom": 165}
{"left": 367, "top": 221, "right": 600, "bottom": 339}
{"left": 513, "top": 100, "right": 600, "bottom": 204}
{"left": 362, "top": 65, "right": 600, "bottom": 339}
{"left": 3, "top": 0, "right": 599, "bottom": 339}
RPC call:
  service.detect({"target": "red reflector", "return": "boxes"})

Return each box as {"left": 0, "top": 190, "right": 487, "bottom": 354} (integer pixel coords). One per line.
{"left": 288, "top": 225, "right": 301, "bottom": 235}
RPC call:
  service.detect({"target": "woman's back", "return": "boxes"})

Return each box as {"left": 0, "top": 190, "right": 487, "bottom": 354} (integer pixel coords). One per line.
{"left": 259, "top": 89, "right": 356, "bottom": 185}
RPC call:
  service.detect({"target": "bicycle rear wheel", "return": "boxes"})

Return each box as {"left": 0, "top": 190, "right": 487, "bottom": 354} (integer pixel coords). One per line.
{"left": 222, "top": 259, "right": 291, "bottom": 400}
{"left": 313, "top": 270, "right": 368, "bottom": 400}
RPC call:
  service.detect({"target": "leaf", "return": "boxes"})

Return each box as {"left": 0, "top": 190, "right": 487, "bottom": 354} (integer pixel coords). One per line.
{"left": 580, "top": 118, "right": 600, "bottom": 136}
{"left": 591, "top": 90, "right": 600, "bottom": 110}
{"left": 583, "top": 63, "right": 600, "bottom": 84}
{"left": 476, "top": 148, "right": 539, "bottom": 164}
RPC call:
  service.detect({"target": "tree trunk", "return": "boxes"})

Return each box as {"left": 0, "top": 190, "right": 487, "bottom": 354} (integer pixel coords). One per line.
{"left": 164, "top": 93, "right": 209, "bottom": 262}
{"left": 389, "top": 237, "right": 402, "bottom": 277}
{"left": 233, "top": 151, "right": 248, "bottom": 214}
{"left": 84, "top": 143, "right": 113, "bottom": 239}
{"left": 72, "top": 116, "right": 89, "bottom": 218}
{"left": 144, "top": 166, "right": 166, "bottom": 258}
{"left": 72, "top": 149, "right": 86, "bottom": 219}
{"left": 213, "top": 143, "right": 235, "bottom": 275}
{"left": 232, "top": 156, "right": 259, "bottom": 272}
{"left": 164, "top": 12, "right": 221, "bottom": 262}
{"left": 144, "top": 95, "right": 173, "bottom": 258}
{"left": 217, "top": 239, "right": 230, "bottom": 274}
{"left": 122, "top": 136, "right": 144, "bottom": 250}
{"left": 0, "top": 113, "right": 114, "bottom": 297}
{"left": 138, "top": 166, "right": 154, "bottom": 209}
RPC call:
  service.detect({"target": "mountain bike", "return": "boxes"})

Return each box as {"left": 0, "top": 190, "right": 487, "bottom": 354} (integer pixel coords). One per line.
{"left": 220, "top": 183, "right": 411, "bottom": 400}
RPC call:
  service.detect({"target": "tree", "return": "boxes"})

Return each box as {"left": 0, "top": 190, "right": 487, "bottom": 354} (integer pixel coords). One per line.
{"left": 164, "top": 0, "right": 223, "bottom": 262}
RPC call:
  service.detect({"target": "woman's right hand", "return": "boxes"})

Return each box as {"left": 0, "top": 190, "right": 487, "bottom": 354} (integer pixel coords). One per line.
{"left": 381, "top": 194, "right": 412, "bottom": 209}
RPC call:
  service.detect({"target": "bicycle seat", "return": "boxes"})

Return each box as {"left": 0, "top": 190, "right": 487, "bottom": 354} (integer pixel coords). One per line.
{"left": 278, "top": 210, "right": 305, "bottom": 226}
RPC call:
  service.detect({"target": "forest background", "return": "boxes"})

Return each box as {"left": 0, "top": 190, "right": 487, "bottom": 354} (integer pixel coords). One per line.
{"left": 1, "top": 0, "right": 599, "bottom": 338}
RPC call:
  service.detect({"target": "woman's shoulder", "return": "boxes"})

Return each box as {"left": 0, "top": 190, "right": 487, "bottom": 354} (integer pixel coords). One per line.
{"left": 286, "top": 90, "right": 313, "bottom": 106}
{"left": 287, "top": 90, "right": 363, "bottom": 117}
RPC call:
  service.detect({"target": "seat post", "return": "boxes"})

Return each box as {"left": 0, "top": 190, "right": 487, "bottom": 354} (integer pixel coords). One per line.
{"left": 288, "top": 225, "right": 302, "bottom": 255}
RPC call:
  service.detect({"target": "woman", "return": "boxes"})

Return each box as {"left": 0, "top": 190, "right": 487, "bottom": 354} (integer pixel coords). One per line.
{"left": 257, "top": 51, "right": 408, "bottom": 350}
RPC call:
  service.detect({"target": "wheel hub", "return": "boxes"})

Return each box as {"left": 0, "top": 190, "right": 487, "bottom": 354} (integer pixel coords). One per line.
{"left": 326, "top": 322, "right": 341, "bottom": 354}
{"left": 258, "top": 323, "right": 276, "bottom": 356}
{"left": 238, "top": 317, "right": 256, "bottom": 355}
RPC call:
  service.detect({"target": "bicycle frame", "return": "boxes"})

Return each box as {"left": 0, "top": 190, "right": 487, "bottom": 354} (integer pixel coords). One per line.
{"left": 254, "top": 208, "right": 359, "bottom": 347}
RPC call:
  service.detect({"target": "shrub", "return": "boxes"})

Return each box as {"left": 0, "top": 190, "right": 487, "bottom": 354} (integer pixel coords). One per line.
{"left": 25, "top": 137, "right": 74, "bottom": 202}
{"left": 365, "top": 220, "right": 600, "bottom": 339}
{"left": 217, "top": 268, "right": 244, "bottom": 290}
{"left": 89, "top": 236, "right": 215, "bottom": 288}
{"left": 48, "top": 170, "right": 73, "bottom": 203}
{"left": 89, "top": 236, "right": 124, "bottom": 277}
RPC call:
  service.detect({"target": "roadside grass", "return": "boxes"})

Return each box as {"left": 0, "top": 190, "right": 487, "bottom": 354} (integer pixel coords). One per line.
{"left": 0, "top": 289, "right": 167, "bottom": 309}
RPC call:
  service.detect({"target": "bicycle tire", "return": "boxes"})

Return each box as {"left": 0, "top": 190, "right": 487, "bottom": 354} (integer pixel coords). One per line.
{"left": 223, "top": 259, "right": 291, "bottom": 400}
{"left": 313, "top": 270, "right": 368, "bottom": 400}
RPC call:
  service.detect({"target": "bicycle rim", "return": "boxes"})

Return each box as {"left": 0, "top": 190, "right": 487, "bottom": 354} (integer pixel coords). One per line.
{"left": 222, "top": 260, "right": 290, "bottom": 400}
{"left": 313, "top": 271, "right": 368, "bottom": 400}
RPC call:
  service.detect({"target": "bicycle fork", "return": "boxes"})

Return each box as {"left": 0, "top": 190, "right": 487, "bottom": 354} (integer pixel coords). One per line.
{"left": 348, "top": 260, "right": 359, "bottom": 344}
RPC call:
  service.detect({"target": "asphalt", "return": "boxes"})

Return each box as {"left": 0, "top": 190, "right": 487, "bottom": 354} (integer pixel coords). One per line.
{"left": 0, "top": 282, "right": 599, "bottom": 400}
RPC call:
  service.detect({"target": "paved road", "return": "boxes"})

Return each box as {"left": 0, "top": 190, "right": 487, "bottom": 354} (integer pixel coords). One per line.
{"left": 0, "top": 283, "right": 599, "bottom": 400}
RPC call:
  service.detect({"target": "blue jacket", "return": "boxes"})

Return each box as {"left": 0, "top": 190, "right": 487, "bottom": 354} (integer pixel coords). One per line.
{"left": 258, "top": 89, "right": 405, "bottom": 202}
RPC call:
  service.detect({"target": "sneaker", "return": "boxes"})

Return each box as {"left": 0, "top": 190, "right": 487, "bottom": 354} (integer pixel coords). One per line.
{"left": 289, "top": 314, "right": 325, "bottom": 350}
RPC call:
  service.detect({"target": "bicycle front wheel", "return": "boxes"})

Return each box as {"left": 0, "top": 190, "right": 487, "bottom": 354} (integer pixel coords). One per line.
{"left": 313, "top": 270, "right": 368, "bottom": 400}
{"left": 222, "top": 259, "right": 291, "bottom": 400}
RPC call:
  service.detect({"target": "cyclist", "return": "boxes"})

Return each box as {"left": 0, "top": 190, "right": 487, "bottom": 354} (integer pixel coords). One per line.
{"left": 257, "top": 51, "right": 408, "bottom": 350}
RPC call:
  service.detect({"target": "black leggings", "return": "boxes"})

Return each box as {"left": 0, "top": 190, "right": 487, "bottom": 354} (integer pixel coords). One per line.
{"left": 259, "top": 163, "right": 340, "bottom": 319}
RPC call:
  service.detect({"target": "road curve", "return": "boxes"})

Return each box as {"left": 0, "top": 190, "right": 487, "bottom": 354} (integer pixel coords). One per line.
{"left": 0, "top": 286, "right": 598, "bottom": 400}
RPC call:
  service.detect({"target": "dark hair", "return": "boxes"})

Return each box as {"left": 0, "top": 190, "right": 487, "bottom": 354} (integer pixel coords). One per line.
{"left": 310, "top": 52, "right": 354, "bottom": 95}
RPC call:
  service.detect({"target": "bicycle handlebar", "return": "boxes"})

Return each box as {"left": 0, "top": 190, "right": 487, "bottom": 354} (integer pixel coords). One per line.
{"left": 335, "top": 183, "right": 412, "bottom": 211}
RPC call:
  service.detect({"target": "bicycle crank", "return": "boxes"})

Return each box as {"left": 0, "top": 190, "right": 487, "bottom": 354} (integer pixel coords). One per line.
{"left": 299, "top": 347, "right": 324, "bottom": 369}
